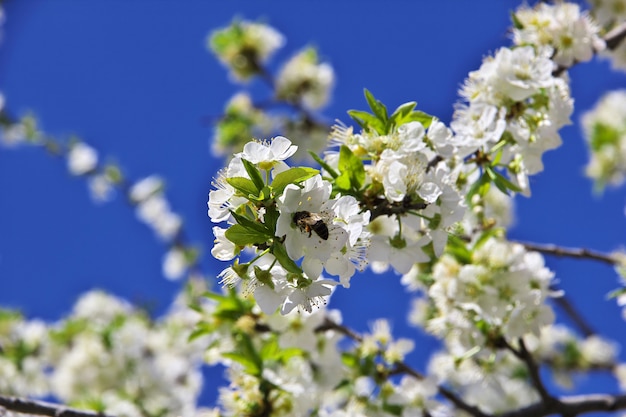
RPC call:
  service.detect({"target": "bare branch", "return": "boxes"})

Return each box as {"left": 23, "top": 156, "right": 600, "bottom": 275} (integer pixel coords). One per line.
{"left": 605, "top": 21, "right": 626, "bottom": 51}
{"left": 505, "top": 338, "right": 556, "bottom": 406}
{"left": 551, "top": 291, "right": 596, "bottom": 337}
{"left": 513, "top": 240, "right": 619, "bottom": 265}
{"left": 500, "top": 393, "right": 626, "bottom": 417}
{"left": 316, "top": 318, "right": 490, "bottom": 417}
{"left": 0, "top": 395, "right": 115, "bottom": 417}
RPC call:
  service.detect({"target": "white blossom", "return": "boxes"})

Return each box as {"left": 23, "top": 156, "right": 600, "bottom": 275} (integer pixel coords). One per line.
{"left": 67, "top": 142, "right": 98, "bottom": 175}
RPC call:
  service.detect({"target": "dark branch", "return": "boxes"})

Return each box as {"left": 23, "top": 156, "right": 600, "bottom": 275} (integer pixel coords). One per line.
{"left": 513, "top": 240, "right": 619, "bottom": 265}
{"left": 499, "top": 393, "right": 626, "bottom": 417}
{"left": 605, "top": 21, "right": 626, "bottom": 51}
{"left": 551, "top": 290, "right": 596, "bottom": 337}
{"left": 0, "top": 395, "right": 116, "bottom": 417}
{"left": 316, "top": 318, "right": 490, "bottom": 417}
{"left": 506, "top": 338, "right": 555, "bottom": 406}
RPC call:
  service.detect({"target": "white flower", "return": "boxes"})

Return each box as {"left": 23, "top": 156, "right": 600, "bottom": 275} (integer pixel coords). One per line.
{"left": 163, "top": 248, "right": 188, "bottom": 280}
{"left": 276, "top": 176, "right": 345, "bottom": 277}
{"left": 237, "top": 135, "right": 297, "bottom": 170}
{"left": 208, "top": 156, "right": 250, "bottom": 223}
{"left": 367, "top": 215, "right": 430, "bottom": 274}
{"left": 280, "top": 278, "right": 336, "bottom": 314}
{"left": 130, "top": 176, "right": 163, "bottom": 203}
{"left": 451, "top": 103, "right": 507, "bottom": 156}
{"left": 68, "top": 142, "right": 98, "bottom": 175}
{"left": 88, "top": 174, "right": 115, "bottom": 203}
{"left": 426, "top": 119, "right": 455, "bottom": 158}
{"left": 136, "top": 195, "right": 182, "bottom": 240}
{"left": 580, "top": 335, "right": 618, "bottom": 366}
{"left": 276, "top": 47, "right": 335, "bottom": 110}
{"left": 484, "top": 46, "right": 555, "bottom": 102}
{"left": 581, "top": 90, "right": 626, "bottom": 188}
{"left": 73, "top": 290, "right": 132, "bottom": 324}
{"left": 513, "top": 3, "right": 604, "bottom": 67}
{"left": 211, "top": 226, "right": 237, "bottom": 261}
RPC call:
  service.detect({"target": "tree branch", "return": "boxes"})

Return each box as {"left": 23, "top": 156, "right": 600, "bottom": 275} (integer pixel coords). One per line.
{"left": 504, "top": 338, "right": 556, "bottom": 406}
{"left": 0, "top": 395, "right": 115, "bottom": 417}
{"left": 513, "top": 240, "right": 619, "bottom": 265}
{"left": 316, "top": 318, "right": 490, "bottom": 417}
{"left": 604, "top": 21, "right": 626, "bottom": 51}
{"left": 499, "top": 393, "right": 626, "bottom": 417}
{"left": 551, "top": 290, "right": 596, "bottom": 337}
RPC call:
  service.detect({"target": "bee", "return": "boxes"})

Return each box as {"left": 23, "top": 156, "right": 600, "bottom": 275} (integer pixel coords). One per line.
{"left": 293, "top": 211, "right": 329, "bottom": 240}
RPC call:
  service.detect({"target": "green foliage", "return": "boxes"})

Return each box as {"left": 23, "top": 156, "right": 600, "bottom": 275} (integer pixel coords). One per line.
{"left": 225, "top": 224, "right": 269, "bottom": 246}
{"left": 335, "top": 145, "right": 365, "bottom": 192}
{"left": 590, "top": 122, "right": 620, "bottom": 151}
{"left": 271, "top": 241, "right": 303, "bottom": 274}
{"left": 242, "top": 158, "right": 266, "bottom": 191}
{"left": 270, "top": 166, "right": 319, "bottom": 196}
{"left": 348, "top": 89, "right": 434, "bottom": 135}
{"left": 227, "top": 177, "right": 261, "bottom": 198}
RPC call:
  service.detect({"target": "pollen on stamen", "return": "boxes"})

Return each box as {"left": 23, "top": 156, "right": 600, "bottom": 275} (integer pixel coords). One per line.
{"left": 218, "top": 267, "right": 241, "bottom": 288}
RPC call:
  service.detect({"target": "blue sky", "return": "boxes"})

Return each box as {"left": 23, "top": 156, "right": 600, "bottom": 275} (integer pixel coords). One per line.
{"left": 1, "top": 0, "right": 626, "bottom": 407}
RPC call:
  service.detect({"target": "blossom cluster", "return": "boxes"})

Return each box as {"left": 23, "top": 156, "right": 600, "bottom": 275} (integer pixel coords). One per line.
{"left": 451, "top": 44, "right": 574, "bottom": 195}
{"left": 0, "top": 290, "right": 213, "bottom": 417}
{"left": 208, "top": 136, "right": 371, "bottom": 314}
{"left": 405, "top": 237, "right": 555, "bottom": 350}
{"left": 513, "top": 2, "right": 604, "bottom": 67}
{"left": 208, "top": 19, "right": 284, "bottom": 82}
{"left": 275, "top": 47, "right": 335, "bottom": 110}
{"left": 581, "top": 89, "right": 626, "bottom": 190}
{"left": 328, "top": 99, "right": 465, "bottom": 274}
{"left": 208, "top": 20, "right": 335, "bottom": 160}
{"left": 587, "top": 0, "right": 626, "bottom": 70}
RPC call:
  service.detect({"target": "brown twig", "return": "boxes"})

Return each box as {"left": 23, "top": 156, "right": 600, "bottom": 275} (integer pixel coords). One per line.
{"left": 551, "top": 290, "right": 596, "bottom": 337}
{"left": 316, "top": 318, "right": 490, "bottom": 417}
{"left": 513, "top": 241, "right": 618, "bottom": 265}
{"left": 499, "top": 393, "right": 626, "bottom": 417}
{"left": 0, "top": 395, "right": 115, "bottom": 417}
{"left": 504, "top": 338, "right": 556, "bottom": 406}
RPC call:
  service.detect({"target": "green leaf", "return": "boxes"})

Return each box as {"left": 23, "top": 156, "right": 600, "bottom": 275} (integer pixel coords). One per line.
{"left": 590, "top": 123, "right": 620, "bottom": 151}
{"left": 241, "top": 158, "right": 265, "bottom": 191}
{"left": 237, "top": 333, "right": 264, "bottom": 374}
{"left": 259, "top": 337, "right": 280, "bottom": 361}
{"left": 271, "top": 241, "right": 302, "bottom": 274}
{"left": 225, "top": 224, "right": 268, "bottom": 246}
{"left": 607, "top": 287, "right": 626, "bottom": 300}
{"left": 207, "top": 290, "right": 254, "bottom": 321}
{"left": 466, "top": 172, "right": 491, "bottom": 202}
{"left": 364, "top": 89, "right": 388, "bottom": 122}
{"left": 230, "top": 211, "right": 271, "bottom": 235}
{"left": 263, "top": 205, "right": 280, "bottom": 235}
{"left": 401, "top": 110, "right": 434, "bottom": 128}
{"left": 222, "top": 352, "right": 262, "bottom": 375}
{"left": 309, "top": 151, "right": 339, "bottom": 178}
{"left": 446, "top": 234, "right": 472, "bottom": 264}
{"left": 511, "top": 11, "right": 524, "bottom": 30}
{"left": 271, "top": 166, "right": 319, "bottom": 196}
{"left": 336, "top": 145, "right": 365, "bottom": 191}
{"left": 188, "top": 322, "right": 213, "bottom": 342}
{"left": 390, "top": 101, "right": 417, "bottom": 121}
{"left": 473, "top": 228, "right": 504, "bottom": 251}
{"left": 226, "top": 177, "right": 260, "bottom": 197}
{"left": 348, "top": 109, "right": 386, "bottom": 135}
{"left": 486, "top": 166, "right": 522, "bottom": 194}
